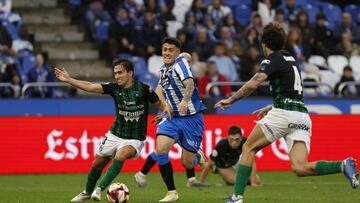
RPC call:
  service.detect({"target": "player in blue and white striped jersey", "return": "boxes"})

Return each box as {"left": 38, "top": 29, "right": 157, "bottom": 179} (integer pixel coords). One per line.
{"left": 153, "top": 37, "right": 206, "bottom": 202}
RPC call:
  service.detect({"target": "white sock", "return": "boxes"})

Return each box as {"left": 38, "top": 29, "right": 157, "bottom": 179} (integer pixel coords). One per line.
{"left": 188, "top": 177, "right": 196, "bottom": 182}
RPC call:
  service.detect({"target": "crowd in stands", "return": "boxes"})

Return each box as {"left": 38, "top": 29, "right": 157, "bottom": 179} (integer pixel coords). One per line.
{"left": 1, "top": 0, "right": 360, "bottom": 99}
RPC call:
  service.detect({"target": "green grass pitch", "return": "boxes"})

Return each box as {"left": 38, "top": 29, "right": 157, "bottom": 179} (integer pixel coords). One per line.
{"left": 0, "top": 172, "right": 359, "bottom": 203}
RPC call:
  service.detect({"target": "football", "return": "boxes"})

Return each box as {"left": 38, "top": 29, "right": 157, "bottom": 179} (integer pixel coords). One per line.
{"left": 106, "top": 183, "right": 130, "bottom": 203}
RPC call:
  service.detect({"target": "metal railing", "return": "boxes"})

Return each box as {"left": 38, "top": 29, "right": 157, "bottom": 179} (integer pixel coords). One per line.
{"left": 205, "top": 81, "right": 334, "bottom": 97}
{"left": 21, "top": 82, "right": 72, "bottom": 98}
{"left": 337, "top": 81, "right": 360, "bottom": 97}
{"left": 0, "top": 83, "right": 15, "bottom": 92}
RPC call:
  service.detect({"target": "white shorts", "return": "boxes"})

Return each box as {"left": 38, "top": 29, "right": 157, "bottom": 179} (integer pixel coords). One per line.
{"left": 255, "top": 107, "right": 312, "bottom": 153}
{"left": 96, "top": 131, "right": 144, "bottom": 159}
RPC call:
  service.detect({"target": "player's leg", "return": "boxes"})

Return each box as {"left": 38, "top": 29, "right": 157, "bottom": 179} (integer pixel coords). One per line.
{"left": 71, "top": 155, "right": 111, "bottom": 202}
{"left": 289, "top": 140, "right": 359, "bottom": 188}
{"left": 217, "top": 167, "right": 236, "bottom": 185}
{"left": 91, "top": 145, "right": 137, "bottom": 201}
{"left": 156, "top": 135, "right": 177, "bottom": 202}
{"left": 229, "top": 125, "right": 272, "bottom": 203}
{"left": 135, "top": 151, "right": 158, "bottom": 187}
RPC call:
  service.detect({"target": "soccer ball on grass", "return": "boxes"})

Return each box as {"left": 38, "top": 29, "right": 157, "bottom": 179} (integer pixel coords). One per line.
{"left": 106, "top": 183, "right": 130, "bottom": 203}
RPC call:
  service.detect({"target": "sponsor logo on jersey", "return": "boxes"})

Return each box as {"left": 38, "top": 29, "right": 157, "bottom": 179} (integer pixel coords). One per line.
{"left": 118, "top": 110, "right": 145, "bottom": 122}
{"left": 283, "top": 56, "right": 296, "bottom": 61}
{"left": 261, "top": 59, "right": 271, "bottom": 65}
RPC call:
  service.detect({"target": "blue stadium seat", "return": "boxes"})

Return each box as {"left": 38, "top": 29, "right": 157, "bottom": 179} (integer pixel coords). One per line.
{"left": 235, "top": 4, "right": 252, "bottom": 26}
{"left": 95, "top": 21, "right": 109, "bottom": 42}
{"left": 301, "top": 4, "right": 320, "bottom": 25}
{"left": 321, "top": 3, "right": 342, "bottom": 27}
{"left": 225, "top": 0, "right": 251, "bottom": 7}
{"left": 344, "top": 4, "right": 359, "bottom": 23}
{"left": 68, "top": 0, "right": 81, "bottom": 7}
{"left": 203, "top": 0, "right": 212, "bottom": 6}
{"left": 140, "top": 73, "right": 158, "bottom": 89}
{"left": 116, "top": 53, "right": 132, "bottom": 60}
{"left": 131, "top": 56, "right": 148, "bottom": 79}
{"left": 281, "top": 0, "right": 307, "bottom": 8}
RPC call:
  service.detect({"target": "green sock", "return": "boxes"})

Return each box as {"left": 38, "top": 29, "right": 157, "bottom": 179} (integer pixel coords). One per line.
{"left": 234, "top": 164, "right": 252, "bottom": 196}
{"left": 98, "top": 159, "right": 124, "bottom": 190}
{"left": 85, "top": 168, "right": 102, "bottom": 194}
{"left": 315, "top": 161, "right": 342, "bottom": 175}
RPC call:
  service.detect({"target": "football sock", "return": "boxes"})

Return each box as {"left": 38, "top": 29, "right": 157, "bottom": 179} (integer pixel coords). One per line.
{"left": 98, "top": 159, "right": 124, "bottom": 190}
{"left": 315, "top": 161, "right": 342, "bottom": 175}
{"left": 85, "top": 168, "right": 102, "bottom": 194}
{"left": 234, "top": 164, "right": 252, "bottom": 196}
{"left": 158, "top": 154, "right": 176, "bottom": 191}
{"left": 141, "top": 152, "right": 157, "bottom": 175}
{"left": 186, "top": 168, "right": 195, "bottom": 179}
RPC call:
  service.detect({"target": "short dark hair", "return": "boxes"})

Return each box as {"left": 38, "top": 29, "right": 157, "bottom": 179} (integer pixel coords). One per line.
{"left": 162, "top": 37, "right": 181, "bottom": 49}
{"left": 228, "top": 125, "right": 243, "bottom": 136}
{"left": 261, "top": 23, "right": 287, "bottom": 51}
{"left": 112, "top": 58, "right": 134, "bottom": 73}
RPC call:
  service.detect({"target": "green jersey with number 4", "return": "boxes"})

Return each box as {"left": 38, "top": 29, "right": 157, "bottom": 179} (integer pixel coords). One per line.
{"left": 259, "top": 50, "right": 308, "bottom": 113}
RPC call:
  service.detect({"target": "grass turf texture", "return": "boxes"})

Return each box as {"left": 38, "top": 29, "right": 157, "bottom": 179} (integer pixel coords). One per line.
{"left": 0, "top": 172, "right": 359, "bottom": 203}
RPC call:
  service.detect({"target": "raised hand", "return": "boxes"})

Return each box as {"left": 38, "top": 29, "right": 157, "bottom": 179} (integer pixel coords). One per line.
{"left": 54, "top": 67, "right": 70, "bottom": 82}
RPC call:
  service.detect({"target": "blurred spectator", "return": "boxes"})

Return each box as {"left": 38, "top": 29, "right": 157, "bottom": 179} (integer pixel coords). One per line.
{"left": 190, "top": 51, "right": 207, "bottom": 79}
{"left": 0, "top": 61, "right": 21, "bottom": 98}
{"left": 85, "top": 0, "right": 111, "bottom": 33}
{"left": 285, "top": 27, "right": 310, "bottom": 69}
{"left": 219, "top": 26, "right": 243, "bottom": 58}
{"left": 186, "top": 0, "right": 207, "bottom": 25}
{"left": 282, "top": 0, "right": 297, "bottom": 25}
{"left": 135, "top": 10, "right": 166, "bottom": 58}
{"left": 144, "top": 0, "right": 175, "bottom": 21}
{"left": 240, "top": 27, "right": 261, "bottom": 55}
{"left": 109, "top": 7, "right": 136, "bottom": 58}
{"left": 274, "top": 8, "right": 289, "bottom": 32}
{"left": 258, "top": 0, "right": 275, "bottom": 26}
{"left": 203, "top": 15, "right": 218, "bottom": 41}
{"left": 26, "top": 53, "right": 56, "bottom": 98}
{"left": 0, "top": 0, "right": 11, "bottom": 12}
{"left": 208, "top": 42, "right": 238, "bottom": 82}
{"left": 184, "top": 12, "right": 199, "bottom": 39}
{"left": 123, "top": 0, "right": 143, "bottom": 21}
{"left": 334, "top": 12, "right": 360, "bottom": 56}
{"left": 312, "top": 13, "right": 334, "bottom": 58}
{"left": 295, "top": 10, "right": 314, "bottom": 52}
{"left": 198, "top": 61, "right": 232, "bottom": 98}
{"left": 177, "top": 29, "right": 192, "bottom": 53}
{"left": 239, "top": 45, "right": 260, "bottom": 82}
{"left": 207, "top": 0, "right": 232, "bottom": 26}
{"left": 222, "top": 14, "right": 243, "bottom": 41}
{"left": 247, "top": 12, "right": 263, "bottom": 34}
{"left": 0, "top": 23, "right": 16, "bottom": 57}
{"left": 334, "top": 65, "right": 357, "bottom": 96}
{"left": 189, "top": 26, "right": 215, "bottom": 61}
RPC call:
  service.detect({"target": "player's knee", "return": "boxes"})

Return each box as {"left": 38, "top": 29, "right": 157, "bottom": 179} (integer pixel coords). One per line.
{"left": 155, "top": 146, "right": 169, "bottom": 155}
{"left": 242, "top": 143, "right": 255, "bottom": 155}
{"left": 182, "top": 159, "right": 193, "bottom": 169}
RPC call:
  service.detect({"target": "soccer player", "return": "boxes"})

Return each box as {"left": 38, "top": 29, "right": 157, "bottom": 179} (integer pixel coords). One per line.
{"left": 151, "top": 37, "right": 207, "bottom": 202}
{"left": 54, "top": 59, "right": 169, "bottom": 202}
{"left": 199, "top": 125, "right": 261, "bottom": 186}
{"left": 135, "top": 52, "right": 203, "bottom": 189}
{"left": 215, "top": 23, "right": 359, "bottom": 203}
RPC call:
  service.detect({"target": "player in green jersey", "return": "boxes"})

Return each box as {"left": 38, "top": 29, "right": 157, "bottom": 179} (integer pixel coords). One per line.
{"left": 55, "top": 59, "right": 169, "bottom": 202}
{"left": 215, "top": 23, "right": 359, "bottom": 203}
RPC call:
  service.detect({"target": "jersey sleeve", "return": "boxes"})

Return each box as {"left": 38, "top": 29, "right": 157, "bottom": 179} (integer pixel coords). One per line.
{"left": 173, "top": 56, "right": 193, "bottom": 81}
{"left": 101, "top": 83, "right": 116, "bottom": 96}
{"left": 258, "top": 57, "right": 277, "bottom": 78}
{"left": 143, "top": 83, "right": 160, "bottom": 104}
{"left": 209, "top": 139, "right": 226, "bottom": 162}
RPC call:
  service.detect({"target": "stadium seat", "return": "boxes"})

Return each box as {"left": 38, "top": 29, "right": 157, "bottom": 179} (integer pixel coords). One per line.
{"left": 235, "top": 4, "right": 252, "bottom": 26}
{"left": 68, "top": 0, "right": 81, "bottom": 7}
{"left": 116, "top": 53, "right": 132, "bottom": 60}
{"left": 308, "top": 55, "right": 327, "bottom": 69}
{"left": 172, "top": 0, "right": 192, "bottom": 22}
{"left": 147, "top": 55, "right": 163, "bottom": 78}
{"left": 140, "top": 73, "right": 159, "bottom": 89}
{"left": 321, "top": 3, "right": 342, "bottom": 29}
{"left": 95, "top": 21, "right": 109, "bottom": 42}
{"left": 349, "top": 55, "right": 360, "bottom": 73}
{"left": 301, "top": 4, "right": 320, "bottom": 25}
{"left": 327, "top": 55, "right": 349, "bottom": 75}
{"left": 166, "top": 20, "right": 183, "bottom": 38}
{"left": 225, "top": 0, "right": 251, "bottom": 7}
{"left": 131, "top": 56, "right": 148, "bottom": 79}
{"left": 344, "top": 4, "right": 359, "bottom": 23}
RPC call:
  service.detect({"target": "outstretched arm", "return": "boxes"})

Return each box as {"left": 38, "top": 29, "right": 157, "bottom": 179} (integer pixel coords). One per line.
{"left": 54, "top": 67, "right": 103, "bottom": 94}
{"left": 199, "top": 159, "right": 215, "bottom": 184}
{"left": 179, "top": 78, "right": 195, "bottom": 115}
{"left": 215, "top": 73, "right": 268, "bottom": 109}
